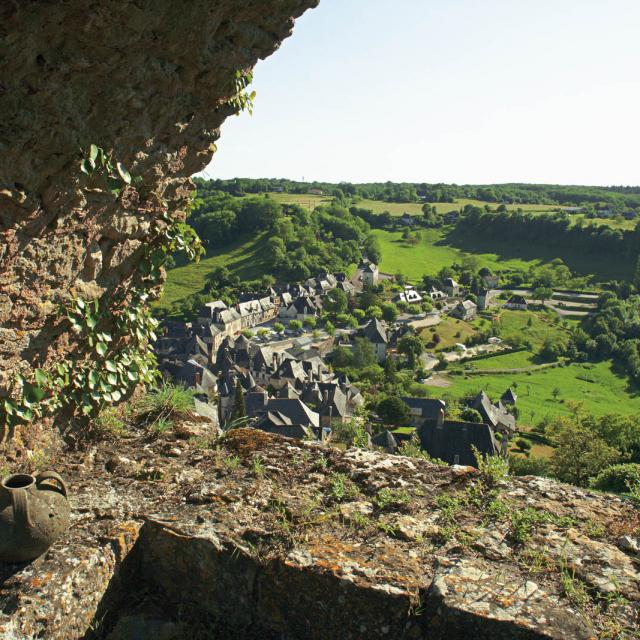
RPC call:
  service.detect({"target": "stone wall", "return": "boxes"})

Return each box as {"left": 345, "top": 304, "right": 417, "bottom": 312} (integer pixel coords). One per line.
{"left": 0, "top": 0, "right": 317, "bottom": 397}
{"left": 1, "top": 429, "right": 638, "bottom": 638}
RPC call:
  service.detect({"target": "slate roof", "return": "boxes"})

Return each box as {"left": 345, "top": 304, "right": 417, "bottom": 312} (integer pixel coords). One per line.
{"left": 361, "top": 318, "right": 388, "bottom": 344}
{"left": 266, "top": 399, "right": 320, "bottom": 428}
{"left": 506, "top": 295, "right": 528, "bottom": 307}
{"left": 471, "top": 391, "right": 516, "bottom": 434}
{"left": 372, "top": 430, "right": 399, "bottom": 454}
{"left": 418, "top": 420, "right": 499, "bottom": 467}
{"left": 400, "top": 397, "right": 446, "bottom": 421}
{"left": 278, "top": 382, "right": 300, "bottom": 399}
{"left": 501, "top": 388, "right": 518, "bottom": 406}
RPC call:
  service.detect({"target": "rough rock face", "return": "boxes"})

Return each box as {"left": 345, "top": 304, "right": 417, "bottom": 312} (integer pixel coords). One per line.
{"left": 1, "top": 429, "right": 638, "bottom": 639}
{"left": 0, "top": 0, "right": 317, "bottom": 391}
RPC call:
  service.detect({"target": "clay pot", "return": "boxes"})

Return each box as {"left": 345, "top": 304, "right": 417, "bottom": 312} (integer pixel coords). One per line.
{"left": 0, "top": 471, "right": 70, "bottom": 563}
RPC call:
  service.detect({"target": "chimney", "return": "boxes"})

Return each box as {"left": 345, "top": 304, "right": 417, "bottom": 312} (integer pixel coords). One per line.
{"left": 437, "top": 408, "right": 445, "bottom": 429}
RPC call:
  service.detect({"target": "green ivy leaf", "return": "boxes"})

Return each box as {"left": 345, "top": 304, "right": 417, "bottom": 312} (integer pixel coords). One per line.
{"left": 116, "top": 162, "right": 132, "bottom": 185}
{"left": 105, "top": 360, "right": 117, "bottom": 373}
{"left": 96, "top": 342, "right": 108, "bottom": 356}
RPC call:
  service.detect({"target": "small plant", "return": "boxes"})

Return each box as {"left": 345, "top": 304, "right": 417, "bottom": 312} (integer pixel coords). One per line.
{"left": 27, "top": 450, "right": 52, "bottom": 473}
{"left": 94, "top": 407, "right": 127, "bottom": 438}
{"left": 134, "top": 382, "right": 195, "bottom": 432}
{"left": 328, "top": 472, "right": 358, "bottom": 502}
{"left": 374, "top": 487, "right": 411, "bottom": 511}
{"left": 252, "top": 455, "right": 265, "bottom": 477}
{"left": 224, "top": 455, "right": 241, "bottom": 471}
{"left": 151, "top": 417, "right": 173, "bottom": 435}
{"left": 376, "top": 520, "right": 398, "bottom": 536}
{"left": 560, "top": 565, "right": 590, "bottom": 610}
{"left": 472, "top": 446, "right": 509, "bottom": 487}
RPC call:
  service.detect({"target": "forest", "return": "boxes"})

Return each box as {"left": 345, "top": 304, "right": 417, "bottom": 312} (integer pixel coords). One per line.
{"left": 198, "top": 177, "right": 640, "bottom": 209}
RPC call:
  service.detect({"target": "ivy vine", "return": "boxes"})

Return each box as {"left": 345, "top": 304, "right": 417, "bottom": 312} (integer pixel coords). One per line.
{"left": 1, "top": 146, "right": 203, "bottom": 437}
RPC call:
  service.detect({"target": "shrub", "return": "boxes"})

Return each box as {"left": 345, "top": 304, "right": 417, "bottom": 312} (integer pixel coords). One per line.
{"left": 590, "top": 463, "right": 640, "bottom": 494}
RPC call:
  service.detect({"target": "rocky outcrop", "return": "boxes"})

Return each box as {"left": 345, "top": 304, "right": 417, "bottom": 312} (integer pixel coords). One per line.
{"left": 1, "top": 429, "right": 638, "bottom": 639}
{"left": 0, "top": 0, "right": 317, "bottom": 397}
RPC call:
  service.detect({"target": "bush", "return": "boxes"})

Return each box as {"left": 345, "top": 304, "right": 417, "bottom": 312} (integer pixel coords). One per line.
{"left": 590, "top": 463, "right": 640, "bottom": 494}
{"left": 509, "top": 454, "right": 550, "bottom": 477}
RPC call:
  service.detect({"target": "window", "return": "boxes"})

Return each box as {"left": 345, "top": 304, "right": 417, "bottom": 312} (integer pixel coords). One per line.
{"left": 453, "top": 454, "right": 460, "bottom": 465}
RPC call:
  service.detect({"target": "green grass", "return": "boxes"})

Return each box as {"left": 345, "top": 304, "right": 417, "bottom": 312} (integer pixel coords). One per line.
{"left": 157, "top": 232, "right": 270, "bottom": 310}
{"left": 466, "top": 350, "right": 538, "bottom": 370}
{"left": 356, "top": 198, "right": 558, "bottom": 217}
{"left": 495, "top": 309, "right": 572, "bottom": 350}
{"left": 262, "top": 192, "right": 332, "bottom": 210}
{"left": 372, "top": 228, "right": 541, "bottom": 280}
{"left": 373, "top": 226, "right": 631, "bottom": 282}
{"left": 437, "top": 361, "right": 640, "bottom": 425}
{"left": 421, "top": 316, "right": 489, "bottom": 351}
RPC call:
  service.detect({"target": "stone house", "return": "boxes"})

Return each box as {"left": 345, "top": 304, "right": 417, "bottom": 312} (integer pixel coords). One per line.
{"left": 443, "top": 277, "right": 460, "bottom": 297}
{"left": 450, "top": 300, "right": 477, "bottom": 321}
{"left": 362, "top": 263, "right": 379, "bottom": 287}
{"left": 360, "top": 318, "right": 388, "bottom": 362}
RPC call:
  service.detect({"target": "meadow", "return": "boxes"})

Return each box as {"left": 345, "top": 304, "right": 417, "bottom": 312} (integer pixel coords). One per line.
{"left": 372, "top": 228, "right": 542, "bottom": 280}
{"left": 434, "top": 360, "right": 640, "bottom": 425}
{"left": 157, "top": 232, "right": 269, "bottom": 310}
{"left": 355, "top": 198, "right": 559, "bottom": 216}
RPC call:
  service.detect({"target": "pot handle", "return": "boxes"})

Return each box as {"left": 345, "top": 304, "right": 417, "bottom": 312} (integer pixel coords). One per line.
{"left": 36, "top": 471, "right": 68, "bottom": 498}
{"left": 11, "top": 489, "right": 34, "bottom": 528}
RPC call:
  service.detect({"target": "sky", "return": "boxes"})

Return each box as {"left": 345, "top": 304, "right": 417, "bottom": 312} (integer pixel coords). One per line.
{"left": 200, "top": 0, "right": 640, "bottom": 186}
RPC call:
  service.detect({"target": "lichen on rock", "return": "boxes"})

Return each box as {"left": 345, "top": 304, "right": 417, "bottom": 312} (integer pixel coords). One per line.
{"left": 0, "top": 0, "right": 318, "bottom": 423}
{"left": 1, "top": 428, "right": 638, "bottom": 639}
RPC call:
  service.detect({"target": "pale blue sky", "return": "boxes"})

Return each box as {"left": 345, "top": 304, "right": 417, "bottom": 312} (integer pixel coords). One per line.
{"left": 202, "top": 0, "right": 640, "bottom": 185}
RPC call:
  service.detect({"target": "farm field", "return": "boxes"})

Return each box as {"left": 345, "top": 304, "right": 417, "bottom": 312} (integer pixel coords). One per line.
{"left": 373, "top": 226, "right": 631, "bottom": 282}
{"left": 157, "top": 232, "right": 270, "bottom": 311}
{"left": 263, "top": 192, "right": 332, "bottom": 210}
{"left": 372, "top": 228, "right": 542, "bottom": 280}
{"left": 355, "top": 198, "right": 559, "bottom": 217}
{"left": 433, "top": 360, "right": 640, "bottom": 425}
{"left": 465, "top": 350, "right": 538, "bottom": 370}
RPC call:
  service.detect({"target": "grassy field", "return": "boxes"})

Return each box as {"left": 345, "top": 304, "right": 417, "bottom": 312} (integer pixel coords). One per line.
{"left": 372, "top": 228, "right": 542, "bottom": 280}
{"left": 421, "top": 316, "right": 490, "bottom": 351}
{"left": 356, "top": 198, "right": 559, "bottom": 217}
{"left": 373, "top": 226, "right": 631, "bottom": 282}
{"left": 157, "top": 232, "right": 270, "bottom": 310}
{"left": 434, "top": 361, "right": 640, "bottom": 425}
{"left": 262, "top": 192, "right": 332, "bottom": 210}
{"left": 467, "top": 350, "right": 538, "bottom": 370}
{"left": 495, "top": 309, "right": 573, "bottom": 350}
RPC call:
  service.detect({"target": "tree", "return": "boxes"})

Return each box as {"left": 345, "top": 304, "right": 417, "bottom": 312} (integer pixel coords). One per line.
{"left": 289, "top": 319, "right": 302, "bottom": 331}
{"left": 363, "top": 234, "right": 382, "bottom": 264}
{"left": 366, "top": 305, "right": 383, "bottom": 320}
{"left": 384, "top": 356, "right": 397, "bottom": 383}
{"left": 635, "top": 255, "right": 640, "bottom": 292}
{"left": 352, "top": 337, "right": 376, "bottom": 369}
{"left": 460, "top": 408, "right": 483, "bottom": 423}
{"left": 229, "top": 380, "right": 247, "bottom": 423}
{"left": 325, "top": 321, "right": 336, "bottom": 336}
{"left": 399, "top": 335, "right": 424, "bottom": 369}
{"left": 532, "top": 286, "right": 553, "bottom": 305}
{"left": 273, "top": 322, "right": 284, "bottom": 334}
{"left": 381, "top": 302, "right": 399, "bottom": 323}
{"left": 303, "top": 316, "right": 317, "bottom": 330}
{"left": 377, "top": 396, "right": 410, "bottom": 427}
{"left": 324, "top": 288, "right": 348, "bottom": 315}
{"left": 548, "top": 419, "right": 620, "bottom": 487}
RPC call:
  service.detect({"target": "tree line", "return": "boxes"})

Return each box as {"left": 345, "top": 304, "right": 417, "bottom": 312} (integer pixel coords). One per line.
{"left": 197, "top": 177, "right": 640, "bottom": 209}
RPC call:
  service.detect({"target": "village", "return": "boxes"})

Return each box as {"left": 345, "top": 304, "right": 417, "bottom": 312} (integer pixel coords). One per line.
{"left": 155, "top": 260, "right": 532, "bottom": 466}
